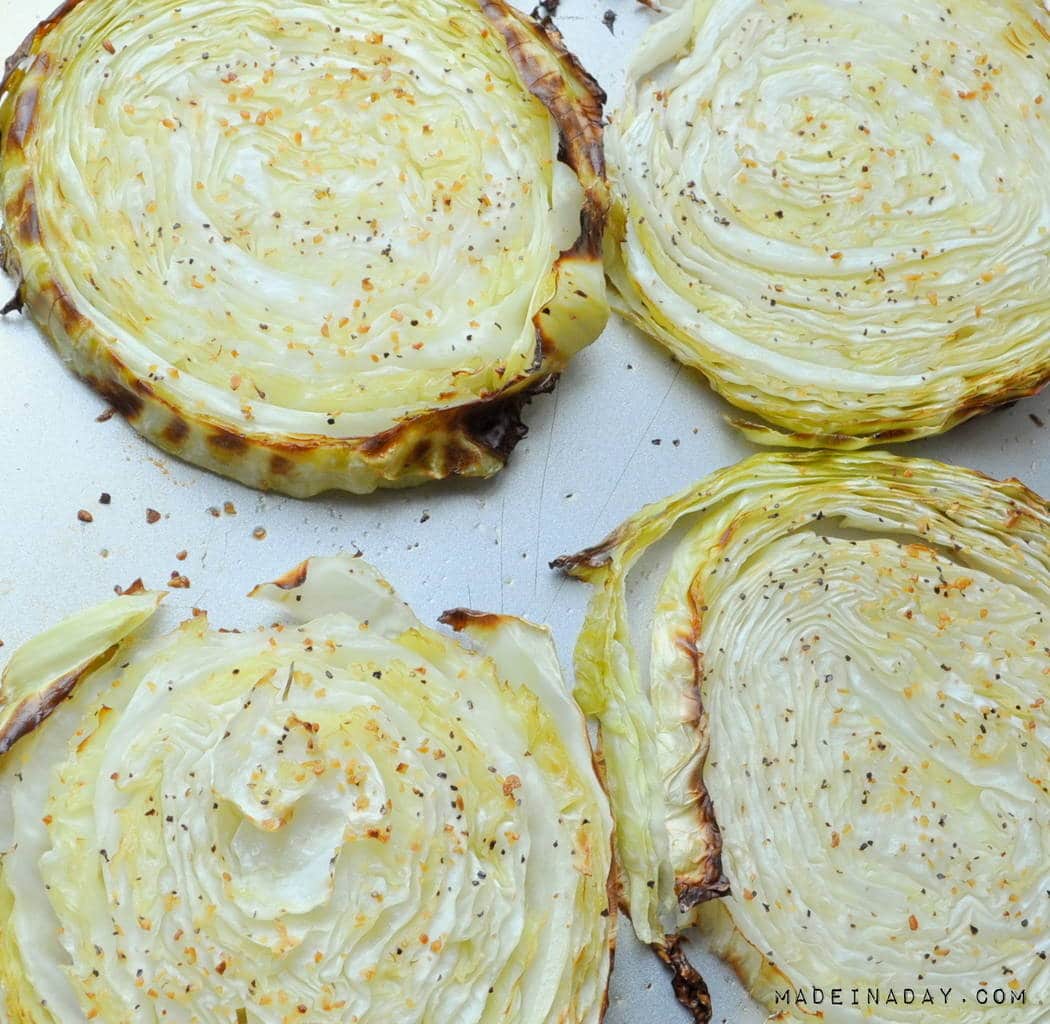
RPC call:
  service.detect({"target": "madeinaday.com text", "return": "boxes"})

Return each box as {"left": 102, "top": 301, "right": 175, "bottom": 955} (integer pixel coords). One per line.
{"left": 774, "top": 986, "right": 1026, "bottom": 1009}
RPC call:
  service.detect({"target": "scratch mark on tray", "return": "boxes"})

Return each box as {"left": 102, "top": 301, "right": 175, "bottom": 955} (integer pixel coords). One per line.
{"left": 533, "top": 384, "right": 560, "bottom": 602}
{"left": 545, "top": 363, "right": 682, "bottom": 621}
{"left": 498, "top": 496, "right": 506, "bottom": 614}
{"left": 592, "top": 363, "right": 681, "bottom": 530}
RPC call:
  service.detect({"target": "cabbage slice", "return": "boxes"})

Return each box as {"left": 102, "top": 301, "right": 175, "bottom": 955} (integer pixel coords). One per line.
{"left": 608, "top": 0, "right": 1050, "bottom": 446}
{"left": 559, "top": 451, "right": 1050, "bottom": 1022}
{"left": 0, "top": 555, "right": 613, "bottom": 1024}
{"left": 0, "top": 0, "right": 608, "bottom": 493}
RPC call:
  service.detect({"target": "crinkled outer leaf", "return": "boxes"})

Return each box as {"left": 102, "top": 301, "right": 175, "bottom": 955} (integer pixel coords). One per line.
{"left": 558, "top": 451, "right": 1050, "bottom": 1021}
{"left": 0, "top": 555, "right": 614, "bottom": 1024}
{"left": 0, "top": 589, "right": 164, "bottom": 755}
{"left": 0, "top": 0, "right": 608, "bottom": 494}
{"left": 607, "top": 0, "right": 1050, "bottom": 447}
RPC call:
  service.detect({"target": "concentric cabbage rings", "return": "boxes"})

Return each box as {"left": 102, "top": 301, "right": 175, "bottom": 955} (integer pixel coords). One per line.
{"left": 0, "top": 555, "right": 614, "bottom": 1024}
{"left": 558, "top": 452, "right": 1050, "bottom": 1022}
{"left": 608, "top": 0, "right": 1050, "bottom": 447}
{"left": 0, "top": 0, "right": 608, "bottom": 493}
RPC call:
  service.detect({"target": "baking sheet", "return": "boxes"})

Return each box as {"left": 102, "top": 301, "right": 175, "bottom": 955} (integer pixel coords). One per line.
{"left": 0, "top": 0, "right": 1047, "bottom": 1020}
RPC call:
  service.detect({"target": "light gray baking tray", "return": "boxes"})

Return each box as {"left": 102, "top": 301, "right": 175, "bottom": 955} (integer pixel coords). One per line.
{"left": 0, "top": 0, "right": 1047, "bottom": 1020}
